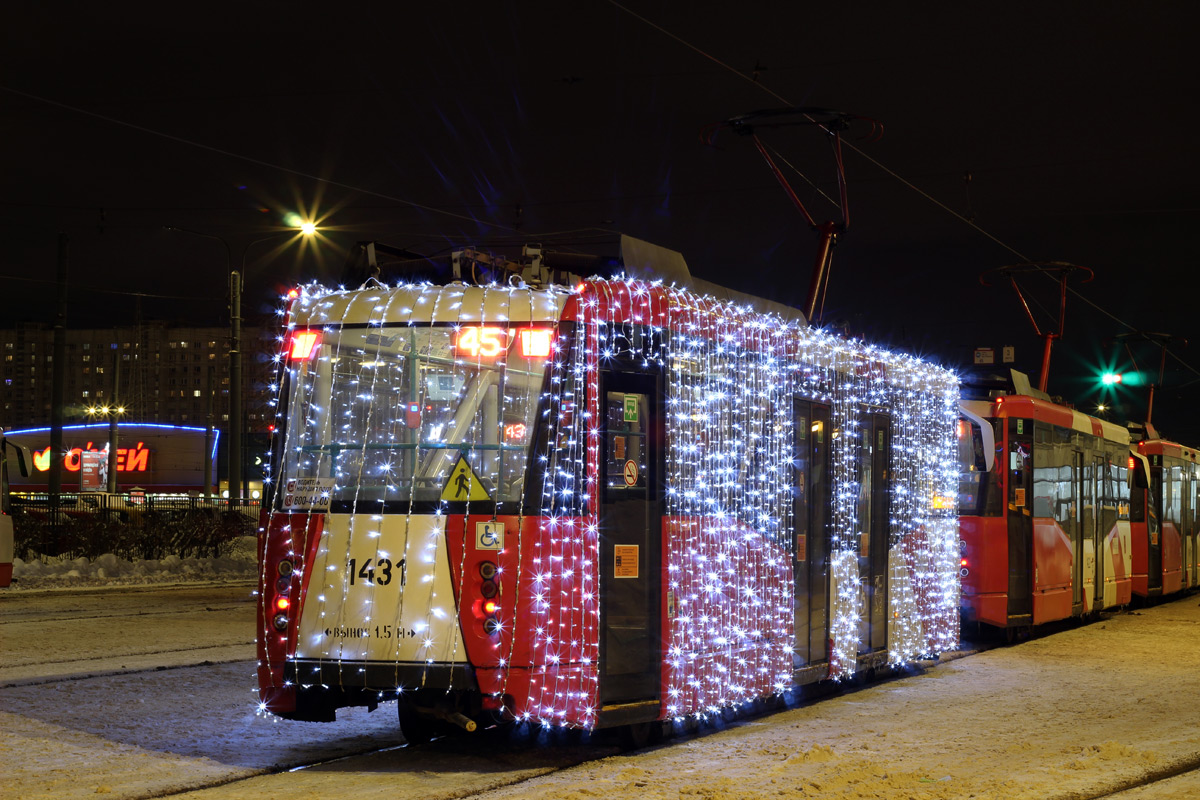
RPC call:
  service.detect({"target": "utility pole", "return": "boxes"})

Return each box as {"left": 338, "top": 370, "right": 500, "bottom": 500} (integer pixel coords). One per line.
{"left": 49, "top": 234, "right": 68, "bottom": 521}
{"left": 106, "top": 344, "right": 120, "bottom": 494}
{"left": 229, "top": 270, "right": 242, "bottom": 503}
{"left": 204, "top": 365, "right": 214, "bottom": 499}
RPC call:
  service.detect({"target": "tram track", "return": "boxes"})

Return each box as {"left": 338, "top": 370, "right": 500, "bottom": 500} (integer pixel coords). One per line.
{"left": 141, "top": 718, "right": 627, "bottom": 800}
{"left": 0, "top": 645, "right": 255, "bottom": 689}
{"left": 1085, "top": 756, "right": 1200, "bottom": 798}
{"left": 0, "top": 601, "right": 251, "bottom": 626}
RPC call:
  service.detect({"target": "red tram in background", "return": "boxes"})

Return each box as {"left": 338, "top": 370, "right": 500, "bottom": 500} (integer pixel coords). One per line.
{"left": 959, "top": 375, "right": 1198, "bottom": 635}
{"left": 1132, "top": 434, "right": 1200, "bottom": 598}
{"left": 256, "top": 247, "right": 960, "bottom": 739}
{"left": 959, "top": 387, "right": 1132, "bottom": 632}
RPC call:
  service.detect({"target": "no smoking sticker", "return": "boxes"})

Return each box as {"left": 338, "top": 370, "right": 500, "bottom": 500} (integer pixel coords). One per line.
{"left": 623, "top": 459, "right": 638, "bottom": 486}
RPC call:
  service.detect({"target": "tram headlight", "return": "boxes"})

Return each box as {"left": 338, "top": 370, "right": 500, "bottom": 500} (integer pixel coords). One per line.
{"left": 483, "top": 617, "right": 502, "bottom": 635}
{"left": 479, "top": 561, "right": 497, "bottom": 580}
{"left": 277, "top": 559, "right": 294, "bottom": 577}
{"left": 272, "top": 612, "right": 289, "bottom": 631}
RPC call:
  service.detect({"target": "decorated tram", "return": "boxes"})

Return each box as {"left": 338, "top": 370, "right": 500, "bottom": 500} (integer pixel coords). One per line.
{"left": 256, "top": 243, "right": 960, "bottom": 737}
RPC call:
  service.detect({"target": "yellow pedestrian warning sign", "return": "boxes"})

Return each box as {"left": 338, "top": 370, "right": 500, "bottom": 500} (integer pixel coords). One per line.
{"left": 440, "top": 455, "right": 491, "bottom": 502}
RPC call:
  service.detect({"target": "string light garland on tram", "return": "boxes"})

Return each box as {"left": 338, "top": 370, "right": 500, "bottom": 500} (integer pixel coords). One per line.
{"left": 256, "top": 277, "right": 959, "bottom": 729}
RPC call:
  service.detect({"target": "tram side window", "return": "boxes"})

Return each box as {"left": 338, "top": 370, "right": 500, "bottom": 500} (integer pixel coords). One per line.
{"left": 604, "top": 391, "right": 648, "bottom": 493}
{"left": 1166, "top": 465, "right": 1183, "bottom": 529}
{"left": 1113, "top": 457, "right": 1129, "bottom": 520}
{"left": 1007, "top": 419, "right": 1032, "bottom": 510}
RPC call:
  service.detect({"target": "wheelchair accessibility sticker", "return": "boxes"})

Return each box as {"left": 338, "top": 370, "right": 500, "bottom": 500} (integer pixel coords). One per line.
{"left": 476, "top": 521, "right": 505, "bottom": 551}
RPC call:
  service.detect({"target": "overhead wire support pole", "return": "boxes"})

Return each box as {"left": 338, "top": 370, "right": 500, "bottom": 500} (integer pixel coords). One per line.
{"left": 705, "top": 107, "right": 861, "bottom": 326}
{"left": 981, "top": 262, "right": 1093, "bottom": 395}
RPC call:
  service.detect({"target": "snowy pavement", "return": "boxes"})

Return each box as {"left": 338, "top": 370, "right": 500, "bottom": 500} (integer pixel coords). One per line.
{"left": 4, "top": 576, "right": 1200, "bottom": 799}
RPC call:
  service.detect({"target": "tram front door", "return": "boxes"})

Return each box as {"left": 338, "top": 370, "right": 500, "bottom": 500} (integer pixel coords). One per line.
{"left": 598, "top": 370, "right": 661, "bottom": 708}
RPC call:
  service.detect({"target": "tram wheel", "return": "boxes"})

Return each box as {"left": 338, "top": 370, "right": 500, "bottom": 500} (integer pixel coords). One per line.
{"left": 397, "top": 700, "right": 439, "bottom": 745}
{"left": 620, "top": 721, "right": 662, "bottom": 749}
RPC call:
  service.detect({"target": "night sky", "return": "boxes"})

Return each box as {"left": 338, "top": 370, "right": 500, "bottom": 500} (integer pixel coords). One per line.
{"left": 3, "top": 3, "right": 1197, "bottom": 438}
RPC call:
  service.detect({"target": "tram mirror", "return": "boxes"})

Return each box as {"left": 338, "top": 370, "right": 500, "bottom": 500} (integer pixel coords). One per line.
{"left": 4, "top": 440, "right": 30, "bottom": 478}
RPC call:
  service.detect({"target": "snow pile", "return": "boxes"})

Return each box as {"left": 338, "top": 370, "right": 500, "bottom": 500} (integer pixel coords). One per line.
{"left": 8, "top": 536, "right": 258, "bottom": 590}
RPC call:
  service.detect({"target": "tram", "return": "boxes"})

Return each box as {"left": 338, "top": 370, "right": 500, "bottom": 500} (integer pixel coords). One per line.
{"left": 256, "top": 244, "right": 960, "bottom": 736}
{"left": 1131, "top": 433, "right": 1200, "bottom": 598}
{"left": 1, "top": 436, "right": 32, "bottom": 587}
{"left": 958, "top": 376, "right": 1134, "bottom": 632}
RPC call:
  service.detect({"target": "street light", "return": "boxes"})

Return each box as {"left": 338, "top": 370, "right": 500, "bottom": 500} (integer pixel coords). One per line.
{"left": 165, "top": 223, "right": 317, "bottom": 502}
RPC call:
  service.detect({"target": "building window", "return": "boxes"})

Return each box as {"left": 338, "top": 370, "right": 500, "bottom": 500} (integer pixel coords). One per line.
{"left": 193, "top": 389, "right": 202, "bottom": 397}
{"left": 83, "top": 355, "right": 90, "bottom": 362}
{"left": 82, "top": 390, "right": 89, "bottom": 397}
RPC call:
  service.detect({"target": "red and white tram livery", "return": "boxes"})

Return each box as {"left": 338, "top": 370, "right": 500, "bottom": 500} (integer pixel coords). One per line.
{"left": 1131, "top": 437, "right": 1200, "bottom": 598}
{"left": 257, "top": 276, "right": 959, "bottom": 734}
{"left": 959, "top": 392, "right": 1133, "bottom": 631}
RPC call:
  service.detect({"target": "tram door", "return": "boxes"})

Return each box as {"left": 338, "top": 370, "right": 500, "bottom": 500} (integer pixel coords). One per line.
{"left": 1148, "top": 461, "right": 1162, "bottom": 595}
{"left": 598, "top": 370, "right": 661, "bottom": 707}
{"left": 792, "top": 400, "right": 831, "bottom": 669}
{"left": 1092, "top": 455, "right": 1105, "bottom": 606}
{"left": 1073, "top": 452, "right": 1087, "bottom": 610}
{"left": 858, "top": 413, "right": 891, "bottom": 654}
{"left": 1006, "top": 420, "right": 1033, "bottom": 621}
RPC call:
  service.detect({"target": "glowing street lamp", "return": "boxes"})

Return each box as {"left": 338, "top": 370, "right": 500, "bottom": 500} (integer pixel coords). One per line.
{"left": 166, "top": 220, "right": 318, "bottom": 501}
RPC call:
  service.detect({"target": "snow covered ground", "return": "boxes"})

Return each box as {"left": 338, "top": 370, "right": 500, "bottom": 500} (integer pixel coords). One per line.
{"left": 7, "top": 535, "right": 259, "bottom": 590}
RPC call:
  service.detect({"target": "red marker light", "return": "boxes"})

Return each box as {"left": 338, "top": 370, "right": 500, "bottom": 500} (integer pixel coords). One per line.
{"left": 483, "top": 599, "right": 498, "bottom": 615}
{"left": 1128, "top": 456, "right": 1136, "bottom": 471}
{"left": 960, "top": 558, "right": 968, "bottom": 567}
{"left": 275, "top": 596, "right": 290, "bottom": 611}
{"left": 519, "top": 328, "right": 552, "bottom": 358}
{"left": 286, "top": 288, "right": 300, "bottom": 300}
{"left": 288, "top": 330, "right": 322, "bottom": 360}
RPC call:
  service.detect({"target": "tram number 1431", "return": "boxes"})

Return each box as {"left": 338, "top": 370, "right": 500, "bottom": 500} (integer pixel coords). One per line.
{"left": 347, "top": 557, "right": 406, "bottom": 587}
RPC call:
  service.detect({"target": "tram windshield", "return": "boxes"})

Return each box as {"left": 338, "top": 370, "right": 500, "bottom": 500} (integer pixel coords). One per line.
{"left": 278, "top": 324, "right": 551, "bottom": 508}
{"left": 958, "top": 417, "right": 1003, "bottom": 516}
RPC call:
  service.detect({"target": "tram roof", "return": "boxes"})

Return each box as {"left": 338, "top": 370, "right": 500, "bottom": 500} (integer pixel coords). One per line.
{"left": 992, "top": 395, "right": 1131, "bottom": 445}
{"left": 289, "top": 283, "right": 571, "bottom": 327}
{"left": 1137, "top": 438, "right": 1200, "bottom": 463}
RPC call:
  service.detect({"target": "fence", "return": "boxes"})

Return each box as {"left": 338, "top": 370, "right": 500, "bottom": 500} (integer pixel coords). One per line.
{"left": 11, "top": 493, "right": 262, "bottom": 562}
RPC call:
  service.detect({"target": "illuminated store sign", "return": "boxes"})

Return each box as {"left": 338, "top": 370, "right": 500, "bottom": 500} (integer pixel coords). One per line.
{"left": 31, "top": 442, "right": 152, "bottom": 473}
